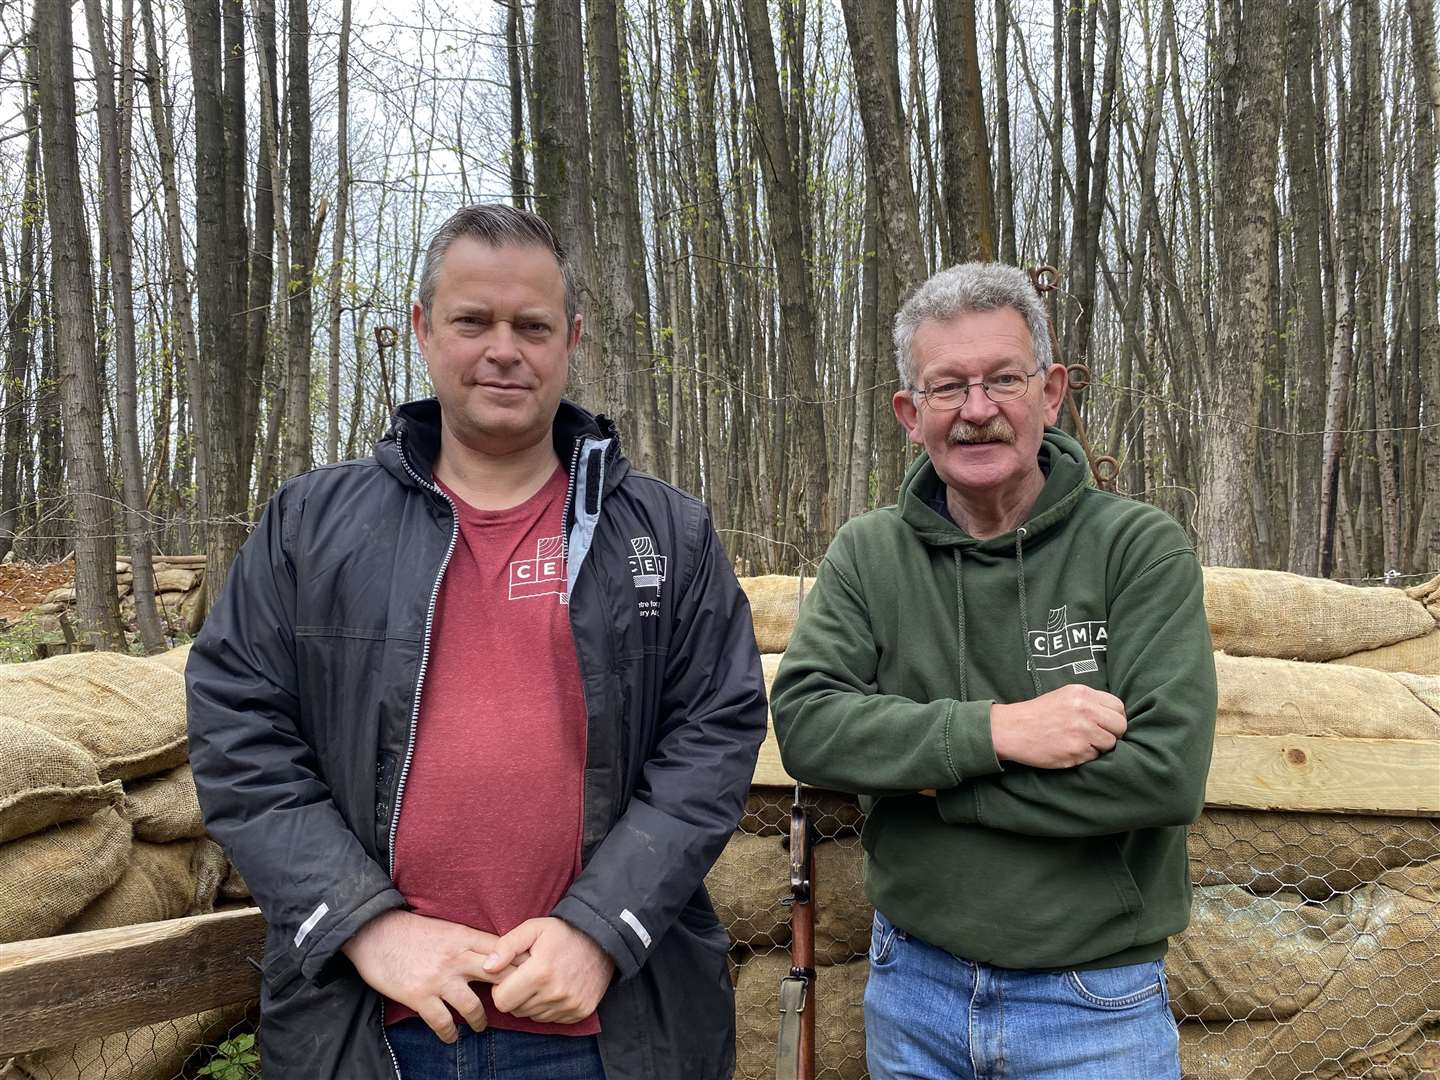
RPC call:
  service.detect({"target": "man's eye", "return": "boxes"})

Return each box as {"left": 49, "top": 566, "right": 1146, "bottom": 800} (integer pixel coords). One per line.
{"left": 989, "top": 372, "right": 1023, "bottom": 387}
{"left": 929, "top": 382, "right": 964, "bottom": 396}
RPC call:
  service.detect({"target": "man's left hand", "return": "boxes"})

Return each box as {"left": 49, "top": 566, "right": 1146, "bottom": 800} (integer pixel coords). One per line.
{"left": 484, "top": 917, "right": 615, "bottom": 1024}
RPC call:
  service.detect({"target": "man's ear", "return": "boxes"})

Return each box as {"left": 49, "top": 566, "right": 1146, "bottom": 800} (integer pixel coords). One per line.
{"left": 1041, "top": 363, "right": 1068, "bottom": 426}
{"left": 568, "top": 314, "right": 584, "bottom": 353}
{"left": 412, "top": 302, "right": 429, "bottom": 353}
{"left": 892, "top": 390, "right": 925, "bottom": 446}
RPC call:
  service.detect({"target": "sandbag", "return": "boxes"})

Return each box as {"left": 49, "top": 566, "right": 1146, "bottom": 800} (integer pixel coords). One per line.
{"left": 152, "top": 567, "right": 198, "bottom": 593}
{"left": 1330, "top": 628, "right": 1440, "bottom": 675}
{"left": 707, "top": 832, "right": 791, "bottom": 948}
{"left": 1188, "top": 809, "right": 1440, "bottom": 900}
{"left": 0, "top": 807, "right": 132, "bottom": 944}
{"left": 1, "top": 1002, "right": 250, "bottom": 1080}
{"left": 813, "top": 838, "right": 869, "bottom": 965}
{"left": 1167, "top": 884, "right": 1355, "bottom": 1020}
{"left": 1203, "top": 567, "right": 1434, "bottom": 662}
{"left": 1173, "top": 860, "right": 1440, "bottom": 1079}
{"left": 147, "top": 642, "right": 192, "bottom": 675}
{"left": 219, "top": 862, "right": 250, "bottom": 901}
{"left": 740, "top": 575, "right": 814, "bottom": 654}
{"left": 734, "top": 951, "right": 867, "bottom": 1080}
{"left": 0, "top": 653, "right": 188, "bottom": 781}
{"left": 66, "top": 840, "right": 201, "bottom": 932}
{"left": 1408, "top": 573, "right": 1440, "bottom": 623}
{"left": 0, "top": 715, "right": 124, "bottom": 843}
{"left": 123, "top": 764, "right": 205, "bottom": 842}
{"left": 1179, "top": 1017, "right": 1439, "bottom": 1080}
{"left": 1215, "top": 653, "right": 1440, "bottom": 740}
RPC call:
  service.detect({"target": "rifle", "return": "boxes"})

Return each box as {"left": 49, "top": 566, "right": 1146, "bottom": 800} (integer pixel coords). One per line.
{"left": 776, "top": 782, "right": 815, "bottom": 1080}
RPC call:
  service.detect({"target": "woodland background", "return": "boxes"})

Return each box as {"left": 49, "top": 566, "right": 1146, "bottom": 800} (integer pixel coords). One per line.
{"left": 0, "top": 0, "right": 1437, "bottom": 649}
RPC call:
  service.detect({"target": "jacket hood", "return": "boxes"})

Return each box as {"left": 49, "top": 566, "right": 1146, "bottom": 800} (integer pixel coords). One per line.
{"left": 897, "top": 427, "right": 1091, "bottom": 550}
{"left": 376, "top": 397, "right": 629, "bottom": 491}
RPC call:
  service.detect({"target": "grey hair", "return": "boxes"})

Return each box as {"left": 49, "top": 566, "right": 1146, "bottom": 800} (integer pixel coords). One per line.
{"left": 417, "top": 203, "right": 579, "bottom": 325}
{"left": 892, "top": 262, "right": 1054, "bottom": 389}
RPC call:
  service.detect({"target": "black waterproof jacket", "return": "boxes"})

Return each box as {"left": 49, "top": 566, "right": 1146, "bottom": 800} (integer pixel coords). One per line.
{"left": 187, "top": 399, "right": 766, "bottom": 1079}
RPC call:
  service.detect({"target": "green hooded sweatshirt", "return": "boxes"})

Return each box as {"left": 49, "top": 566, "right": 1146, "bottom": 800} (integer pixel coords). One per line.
{"left": 771, "top": 429, "right": 1217, "bottom": 971}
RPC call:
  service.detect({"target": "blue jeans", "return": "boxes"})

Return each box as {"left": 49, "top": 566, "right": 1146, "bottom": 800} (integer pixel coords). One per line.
{"left": 864, "top": 911, "right": 1180, "bottom": 1079}
{"left": 387, "top": 1018, "right": 606, "bottom": 1080}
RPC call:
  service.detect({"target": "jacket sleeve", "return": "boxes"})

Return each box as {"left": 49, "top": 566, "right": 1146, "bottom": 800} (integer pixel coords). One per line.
{"left": 186, "top": 483, "right": 404, "bottom": 985}
{"left": 551, "top": 508, "right": 767, "bottom": 979}
{"left": 769, "top": 530, "right": 1003, "bottom": 795}
{"left": 934, "top": 547, "right": 1218, "bottom": 838}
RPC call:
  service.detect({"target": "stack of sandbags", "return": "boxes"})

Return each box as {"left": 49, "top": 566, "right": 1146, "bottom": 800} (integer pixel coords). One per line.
{"left": 0, "top": 650, "right": 241, "bottom": 1079}
{"left": 739, "top": 569, "right": 1440, "bottom": 675}
{"left": 708, "top": 786, "right": 871, "bottom": 1079}
{"left": 1204, "top": 567, "right": 1440, "bottom": 675}
{"left": 31, "top": 556, "right": 208, "bottom": 636}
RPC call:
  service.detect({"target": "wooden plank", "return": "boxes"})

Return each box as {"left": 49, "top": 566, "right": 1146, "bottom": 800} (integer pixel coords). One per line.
{"left": 1205, "top": 734, "right": 1440, "bottom": 816}
{"left": 752, "top": 725, "right": 1440, "bottom": 816}
{"left": 0, "top": 906, "right": 265, "bottom": 1055}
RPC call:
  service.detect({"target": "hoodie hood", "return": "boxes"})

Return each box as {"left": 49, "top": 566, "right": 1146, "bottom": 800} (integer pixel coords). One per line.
{"left": 375, "top": 397, "right": 629, "bottom": 492}
{"left": 898, "top": 426, "right": 1092, "bottom": 550}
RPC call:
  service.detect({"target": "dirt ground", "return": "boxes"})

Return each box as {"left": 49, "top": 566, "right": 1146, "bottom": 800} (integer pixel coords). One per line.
{"left": 0, "top": 559, "right": 74, "bottom": 622}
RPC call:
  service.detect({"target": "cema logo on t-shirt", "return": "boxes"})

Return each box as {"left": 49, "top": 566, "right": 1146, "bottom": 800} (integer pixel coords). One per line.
{"left": 509, "top": 536, "right": 568, "bottom": 601}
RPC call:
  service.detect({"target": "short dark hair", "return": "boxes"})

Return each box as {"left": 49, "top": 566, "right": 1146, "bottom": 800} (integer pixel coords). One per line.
{"left": 416, "top": 203, "right": 578, "bottom": 325}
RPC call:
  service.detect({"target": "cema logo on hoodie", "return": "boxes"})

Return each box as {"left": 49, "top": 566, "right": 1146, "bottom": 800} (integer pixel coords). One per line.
{"left": 1028, "top": 604, "right": 1107, "bottom": 674}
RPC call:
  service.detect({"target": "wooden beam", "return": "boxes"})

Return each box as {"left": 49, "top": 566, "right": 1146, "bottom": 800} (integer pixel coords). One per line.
{"left": 752, "top": 726, "right": 1440, "bottom": 816}
{"left": 0, "top": 906, "right": 264, "bottom": 1055}
{"left": 1205, "top": 734, "right": 1440, "bottom": 816}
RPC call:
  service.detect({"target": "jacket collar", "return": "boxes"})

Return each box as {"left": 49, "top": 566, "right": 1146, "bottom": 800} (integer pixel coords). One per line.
{"left": 376, "top": 397, "right": 629, "bottom": 492}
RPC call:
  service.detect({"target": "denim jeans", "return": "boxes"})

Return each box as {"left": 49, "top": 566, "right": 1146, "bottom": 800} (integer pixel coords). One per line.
{"left": 864, "top": 911, "right": 1181, "bottom": 1079}
{"left": 386, "top": 1018, "right": 606, "bottom": 1080}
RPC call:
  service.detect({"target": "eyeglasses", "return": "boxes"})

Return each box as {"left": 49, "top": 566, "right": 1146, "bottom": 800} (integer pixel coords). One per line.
{"left": 912, "top": 365, "right": 1044, "bottom": 411}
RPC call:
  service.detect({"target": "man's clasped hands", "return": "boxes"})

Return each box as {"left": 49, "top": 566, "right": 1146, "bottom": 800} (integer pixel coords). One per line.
{"left": 342, "top": 909, "right": 614, "bottom": 1043}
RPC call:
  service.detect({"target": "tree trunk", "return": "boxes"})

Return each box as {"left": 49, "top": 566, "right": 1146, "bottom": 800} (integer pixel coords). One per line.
{"left": 1283, "top": 0, "right": 1327, "bottom": 575}
{"left": 840, "top": 0, "right": 927, "bottom": 295}
{"left": 1409, "top": 0, "right": 1440, "bottom": 568}
{"left": 327, "top": 0, "right": 352, "bottom": 465}
{"left": 532, "top": 0, "right": 602, "bottom": 404}
{"left": 507, "top": 1, "right": 530, "bottom": 205}
{"left": 83, "top": 0, "right": 166, "bottom": 651}
{"left": 935, "top": 0, "right": 995, "bottom": 261}
{"left": 34, "top": 1, "right": 125, "bottom": 647}
{"left": 1199, "top": 0, "right": 1286, "bottom": 565}
{"left": 994, "top": 0, "right": 1017, "bottom": 265}
{"left": 285, "top": 0, "right": 313, "bottom": 479}
{"left": 0, "top": 66, "right": 38, "bottom": 563}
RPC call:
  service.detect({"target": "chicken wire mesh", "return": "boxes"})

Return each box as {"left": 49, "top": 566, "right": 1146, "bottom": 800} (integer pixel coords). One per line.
{"left": 1, "top": 1007, "right": 259, "bottom": 1080}
{"left": 709, "top": 788, "right": 1440, "bottom": 1080}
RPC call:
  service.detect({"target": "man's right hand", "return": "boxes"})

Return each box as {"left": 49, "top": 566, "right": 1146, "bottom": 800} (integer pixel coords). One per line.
{"left": 990, "top": 685, "right": 1128, "bottom": 769}
{"left": 340, "top": 909, "right": 516, "bottom": 1044}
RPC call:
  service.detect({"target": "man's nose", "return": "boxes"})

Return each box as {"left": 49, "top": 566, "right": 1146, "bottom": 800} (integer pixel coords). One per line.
{"left": 484, "top": 322, "right": 523, "bottom": 364}
{"left": 957, "top": 381, "right": 998, "bottom": 423}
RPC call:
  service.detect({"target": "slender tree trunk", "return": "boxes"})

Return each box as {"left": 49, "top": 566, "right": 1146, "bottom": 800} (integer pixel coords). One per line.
{"left": 35, "top": 1, "right": 125, "bottom": 647}
{"left": 740, "top": 0, "right": 831, "bottom": 541}
{"left": 994, "top": 0, "right": 1017, "bottom": 265}
{"left": 507, "top": 1, "right": 530, "bottom": 205}
{"left": 285, "top": 0, "right": 313, "bottom": 478}
{"left": 84, "top": 0, "right": 166, "bottom": 650}
{"left": 1409, "top": 0, "right": 1440, "bottom": 568}
{"left": 1283, "top": 0, "right": 1327, "bottom": 575}
{"left": 0, "top": 67, "right": 39, "bottom": 563}
{"left": 327, "top": 0, "right": 352, "bottom": 464}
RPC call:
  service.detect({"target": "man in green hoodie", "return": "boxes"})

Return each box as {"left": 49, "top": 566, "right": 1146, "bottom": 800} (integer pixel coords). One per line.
{"left": 771, "top": 262, "right": 1217, "bottom": 1079}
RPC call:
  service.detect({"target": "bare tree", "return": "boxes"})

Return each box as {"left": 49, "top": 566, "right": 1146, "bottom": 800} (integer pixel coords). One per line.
{"left": 34, "top": 0, "right": 125, "bottom": 647}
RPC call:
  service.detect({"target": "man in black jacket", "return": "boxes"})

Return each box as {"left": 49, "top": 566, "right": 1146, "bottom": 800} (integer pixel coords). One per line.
{"left": 187, "top": 204, "right": 767, "bottom": 1079}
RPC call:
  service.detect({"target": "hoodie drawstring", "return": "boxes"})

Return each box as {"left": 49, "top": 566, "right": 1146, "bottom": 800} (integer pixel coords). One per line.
{"left": 1016, "top": 526, "right": 1042, "bottom": 697}
{"left": 952, "top": 550, "right": 969, "bottom": 701}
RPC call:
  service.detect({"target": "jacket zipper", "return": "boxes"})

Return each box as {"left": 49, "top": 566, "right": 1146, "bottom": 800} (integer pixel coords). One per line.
{"left": 381, "top": 429, "right": 460, "bottom": 1080}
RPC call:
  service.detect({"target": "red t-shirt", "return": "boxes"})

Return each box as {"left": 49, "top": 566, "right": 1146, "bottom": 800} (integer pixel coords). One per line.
{"left": 388, "top": 466, "right": 598, "bottom": 1036}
